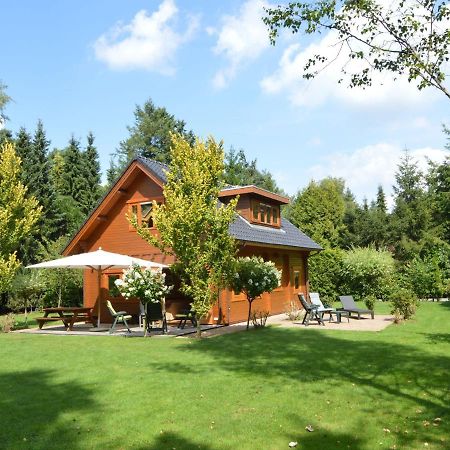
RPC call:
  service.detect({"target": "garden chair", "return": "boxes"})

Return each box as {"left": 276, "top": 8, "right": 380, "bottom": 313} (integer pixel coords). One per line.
{"left": 106, "top": 300, "right": 132, "bottom": 334}
{"left": 175, "top": 308, "right": 198, "bottom": 329}
{"left": 145, "top": 301, "right": 168, "bottom": 334}
{"left": 298, "top": 294, "right": 325, "bottom": 326}
{"left": 338, "top": 295, "right": 374, "bottom": 319}
{"left": 139, "top": 302, "right": 145, "bottom": 328}
{"left": 309, "top": 292, "right": 335, "bottom": 320}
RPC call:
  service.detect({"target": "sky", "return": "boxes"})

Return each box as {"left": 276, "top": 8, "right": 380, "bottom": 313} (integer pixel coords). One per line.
{"left": 1, "top": 0, "right": 448, "bottom": 205}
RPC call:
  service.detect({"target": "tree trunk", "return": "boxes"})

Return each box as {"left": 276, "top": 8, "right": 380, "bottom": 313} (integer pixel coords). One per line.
{"left": 246, "top": 298, "right": 254, "bottom": 330}
{"left": 196, "top": 313, "right": 202, "bottom": 338}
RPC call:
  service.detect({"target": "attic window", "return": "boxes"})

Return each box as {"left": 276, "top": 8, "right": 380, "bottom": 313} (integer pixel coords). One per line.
{"left": 128, "top": 201, "right": 161, "bottom": 229}
{"left": 251, "top": 201, "right": 280, "bottom": 227}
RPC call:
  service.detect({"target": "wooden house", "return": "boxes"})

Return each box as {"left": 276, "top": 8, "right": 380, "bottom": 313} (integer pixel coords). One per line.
{"left": 64, "top": 157, "right": 321, "bottom": 324}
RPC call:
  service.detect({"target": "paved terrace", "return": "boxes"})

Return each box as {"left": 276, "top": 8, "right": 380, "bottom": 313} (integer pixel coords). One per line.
{"left": 16, "top": 312, "right": 394, "bottom": 338}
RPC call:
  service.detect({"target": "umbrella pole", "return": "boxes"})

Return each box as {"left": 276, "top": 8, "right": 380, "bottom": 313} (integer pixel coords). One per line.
{"left": 97, "top": 269, "right": 102, "bottom": 327}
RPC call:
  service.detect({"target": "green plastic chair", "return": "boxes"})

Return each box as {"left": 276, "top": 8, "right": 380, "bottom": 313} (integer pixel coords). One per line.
{"left": 106, "top": 300, "right": 132, "bottom": 334}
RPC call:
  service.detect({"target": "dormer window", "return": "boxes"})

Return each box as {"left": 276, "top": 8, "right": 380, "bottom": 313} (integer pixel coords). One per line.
{"left": 251, "top": 200, "right": 280, "bottom": 227}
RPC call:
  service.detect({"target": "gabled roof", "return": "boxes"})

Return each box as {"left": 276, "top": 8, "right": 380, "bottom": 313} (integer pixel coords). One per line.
{"left": 219, "top": 185, "right": 289, "bottom": 204}
{"left": 229, "top": 216, "right": 322, "bottom": 251}
{"left": 64, "top": 156, "right": 322, "bottom": 254}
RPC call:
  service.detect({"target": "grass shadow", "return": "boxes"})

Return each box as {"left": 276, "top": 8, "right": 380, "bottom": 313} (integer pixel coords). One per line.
{"left": 136, "top": 432, "right": 214, "bottom": 449}
{"left": 0, "top": 369, "right": 99, "bottom": 449}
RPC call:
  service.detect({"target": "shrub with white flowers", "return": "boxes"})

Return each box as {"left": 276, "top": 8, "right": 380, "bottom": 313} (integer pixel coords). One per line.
{"left": 230, "top": 256, "right": 281, "bottom": 329}
{"left": 114, "top": 264, "right": 172, "bottom": 306}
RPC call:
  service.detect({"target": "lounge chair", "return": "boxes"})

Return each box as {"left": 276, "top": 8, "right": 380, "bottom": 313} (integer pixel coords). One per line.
{"left": 338, "top": 295, "right": 374, "bottom": 319}
{"left": 106, "top": 300, "right": 132, "bottom": 334}
{"left": 298, "top": 294, "right": 325, "bottom": 326}
{"left": 309, "top": 292, "right": 334, "bottom": 320}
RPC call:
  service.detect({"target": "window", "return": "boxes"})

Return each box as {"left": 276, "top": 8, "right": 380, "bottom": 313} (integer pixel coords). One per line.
{"left": 128, "top": 200, "right": 161, "bottom": 229}
{"left": 293, "top": 270, "right": 300, "bottom": 290}
{"left": 251, "top": 201, "right": 280, "bottom": 226}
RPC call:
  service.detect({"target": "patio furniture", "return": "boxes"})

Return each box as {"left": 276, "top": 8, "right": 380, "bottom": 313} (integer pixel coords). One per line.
{"left": 175, "top": 309, "right": 197, "bottom": 329}
{"left": 139, "top": 302, "right": 146, "bottom": 328}
{"left": 145, "top": 301, "right": 168, "bottom": 334}
{"left": 106, "top": 300, "right": 132, "bottom": 334}
{"left": 338, "top": 295, "right": 374, "bottom": 319}
{"left": 328, "top": 310, "right": 350, "bottom": 323}
{"left": 298, "top": 294, "right": 325, "bottom": 326}
{"left": 37, "top": 307, "right": 95, "bottom": 331}
{"left": 309, "top": 292, "right": 335, "bottom": 320}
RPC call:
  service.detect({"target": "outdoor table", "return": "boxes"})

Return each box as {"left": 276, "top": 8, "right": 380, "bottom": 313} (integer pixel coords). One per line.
{"left": 37, "top": 307, "right": 95, "bottom": 331}
{"left": 328, "top": 310, "right": 350, "bottom": 323}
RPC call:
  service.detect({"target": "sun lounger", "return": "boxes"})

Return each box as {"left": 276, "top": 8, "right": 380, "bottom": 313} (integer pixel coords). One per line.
{"left": 338, "top": 295, "right": 374, "bottom": 319}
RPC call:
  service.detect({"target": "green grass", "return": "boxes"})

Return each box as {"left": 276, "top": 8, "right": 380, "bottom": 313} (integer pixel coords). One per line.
{"left": 0, "top": 302, "right": 449, "bottom": 450}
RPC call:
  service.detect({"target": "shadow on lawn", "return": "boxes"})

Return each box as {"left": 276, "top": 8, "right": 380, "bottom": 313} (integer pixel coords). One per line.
{"left": 0, "top": 369, "right": 98, "bottom": 450}
{"left": 164, "top": 326, "right": 450, "bottom": 449}
{"left": 136, "top": 432, "right": 214, "bottom": 450}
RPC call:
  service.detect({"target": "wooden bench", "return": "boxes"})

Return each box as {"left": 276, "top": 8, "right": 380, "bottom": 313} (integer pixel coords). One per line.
{"left": 36, "top": 316, "right": 72, "bottom": 329}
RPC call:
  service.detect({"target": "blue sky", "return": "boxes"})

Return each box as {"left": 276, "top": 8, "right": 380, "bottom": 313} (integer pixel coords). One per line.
{"left": 1, "top": 0, "right": 448, "bottom": 204}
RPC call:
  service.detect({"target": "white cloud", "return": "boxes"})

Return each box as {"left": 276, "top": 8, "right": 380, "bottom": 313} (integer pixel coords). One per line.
{"left": 261, "top": 0, "right": 448, "bottom": 108}
{"left": 93, "top": 0, "right": 198, "bottom": 74}
{"left": 307, "top": 143, "right": 447, "bottom": 206}
{"left": 211, "top": 0, "right": 272, "bottom": 89}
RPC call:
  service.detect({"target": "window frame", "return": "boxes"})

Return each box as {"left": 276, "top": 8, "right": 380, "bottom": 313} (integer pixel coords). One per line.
{"left": 250, "top": 200, "right": 280, "bottom": 227}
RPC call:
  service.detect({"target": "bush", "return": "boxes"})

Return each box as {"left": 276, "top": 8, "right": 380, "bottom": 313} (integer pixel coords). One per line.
{"left": 284, "top": 300, "right": 302, "bottom": 321}
{"left": 390, "top": 288, "right": 418, "bottom": 322}
{"left": 309, "top": 248, "right": 344, "bottom": 304}
{"left": 341, "top": 247, "right": 395, "bottom": 301}
{"left": 0, "top": 313, "right": 15, "bottom": 333}
{"left": 251, "top": 310, "right": 269, "bottom": 328}
{"left": 364, "top": 295, "right": 376, "bottom": 311}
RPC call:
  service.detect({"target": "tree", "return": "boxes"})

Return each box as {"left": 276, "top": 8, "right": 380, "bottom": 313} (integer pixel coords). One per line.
{"left": 263, "top": 1, "right": 450, "bottom": 99}
{"left": 391, "top": 151, "right": 431, "bottom": 260}
{"left": 0, "top": 141, "right": 41, "bottom": 293}
{"left": 112, "top": 98, "right": 195, "bottom": 176}
{"left": 288, "top": 177, "right": 346, "bottom": 248}
{"left": 133, "top": 134, "right": 238, "bottom": 337}
{"left": 0, "top": 81, "right": 11, "bottom": 125}
{"left": 224, "top": 148, "right": 282, "bottom": 193}
{"left": 80, "top": 132, "right": 102, "bottom": 216}
{"left": 230, "top": 257, "right": 281, "bottom": 330}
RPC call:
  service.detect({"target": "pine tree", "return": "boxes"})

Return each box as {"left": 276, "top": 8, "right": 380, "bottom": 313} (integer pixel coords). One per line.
{"left": 14, "top": 127, "right": 33, "bottom": 184}
{"left": 80, "top": 132, "right": 102, "bottom": 215}
{"left": 376, "top": 185, "right": 387, "bottom": 213}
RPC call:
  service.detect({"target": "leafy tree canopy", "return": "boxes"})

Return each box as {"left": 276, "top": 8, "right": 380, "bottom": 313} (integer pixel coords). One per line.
{"left": 133, "top": 134, "right": 238, "bottom": 336}
{"left": 263, "top": 0, "right": 450, "bottom": 99}
{"left": 0, "top": 141, "right": 41, "bottom": 292}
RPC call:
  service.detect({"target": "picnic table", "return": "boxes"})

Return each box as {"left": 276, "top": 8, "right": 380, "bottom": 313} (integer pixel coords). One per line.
{"left": 37, "top": 307, "right": 95, "bottom": 331}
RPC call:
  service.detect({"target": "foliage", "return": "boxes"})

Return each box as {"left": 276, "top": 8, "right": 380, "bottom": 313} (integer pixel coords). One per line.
{"left": 250, "top": 310, "right": 270, "bottom": 328}
{"left": 0, "top": 81, "right": 11, "bottom": 124}
{"left": 224, "top": 148, "right": 282, "bottom": 193}
{"left": 341, "top": 247, "right": 395, "bottom": 300}
{"left": 390, "top": 287, "right": 418, "bottom": 322}
{"left": 309, "top": 248, "right": 345, "bottom": 305}
{"left": 8, "top": 269, "right": 44, "bottom": 315}
{"left": 115, "top": 265, "right": 172, "bottom": 305}
{"left": 263, "top": 0, "right": 450, "bottom": 99}
{"left": 230, "top": 256, "right": 281, "bottom": 329}
{"left": 0, "top": 313, "right": 15, "bottom": 333}
{"left": 0, "top": 141, "right": 41, "bottom": 292}
{"left": 364, "top": 295, "right": 376, "bottom": 311}
{"left": 133, "top": 134, "right": 238, "bottom": 336}
{"left": 37, "top": 237, "right": 83, "bottom": 307}
{"left": 110, "top": 98, "right": 195, "bottom": 179}
{"left": 284, "top": 299, "right": 303, "bottom": 321}
{"left": 405, "top": 250, "right": 449, "bottom": 299}
{"left": 288, "top": 177, "right": 346, "bottom": 247}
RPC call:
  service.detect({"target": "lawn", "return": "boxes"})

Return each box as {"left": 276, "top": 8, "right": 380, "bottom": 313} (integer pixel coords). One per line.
{"left": 0, "top": 302, "right": 448, "bottom": 450}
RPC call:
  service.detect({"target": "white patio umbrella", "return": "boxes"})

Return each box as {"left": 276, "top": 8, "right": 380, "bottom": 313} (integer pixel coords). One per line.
{"left": 27, "top": 247, "right": 168, "bottom": 327}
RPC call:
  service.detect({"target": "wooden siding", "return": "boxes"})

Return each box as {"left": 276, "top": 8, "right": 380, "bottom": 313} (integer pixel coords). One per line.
{"left": 72, "top": 165, "right": 311, "bottom": 325}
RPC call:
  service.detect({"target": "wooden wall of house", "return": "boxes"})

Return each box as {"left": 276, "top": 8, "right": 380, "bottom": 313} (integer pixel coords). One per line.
{"left": 216, "top": 245, "right": 309, "bottom": 324}
{"left": 75, "top": 169, "right": 311, "bottom": 325}
{"left": 80, "top": 171, "right": 185, "bottom": 323}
